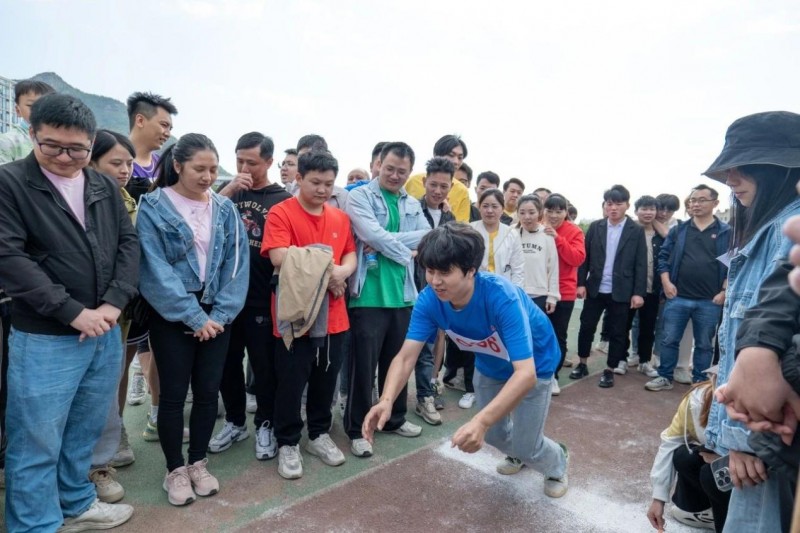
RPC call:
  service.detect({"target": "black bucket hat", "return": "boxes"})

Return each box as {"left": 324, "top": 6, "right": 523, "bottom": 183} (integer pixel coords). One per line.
{"left": 703, "top": 111, "right": 800, "bottom": 183}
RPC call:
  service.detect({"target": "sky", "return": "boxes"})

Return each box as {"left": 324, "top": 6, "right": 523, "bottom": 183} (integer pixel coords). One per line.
{"left": 3, "top": 0, "right": 800, "bottom": 220}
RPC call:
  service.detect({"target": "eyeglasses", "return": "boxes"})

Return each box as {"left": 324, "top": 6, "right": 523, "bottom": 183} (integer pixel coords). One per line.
{"left": 687, "top": 198, "right": 715, "bottom": 205}
{"left": 34, "top": 136, "right": 92, "bottom": 160}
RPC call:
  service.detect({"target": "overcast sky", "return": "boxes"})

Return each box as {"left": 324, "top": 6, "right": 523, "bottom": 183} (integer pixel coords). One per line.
{"left": 3, "top": 0, "right": 799, "bottom": 219}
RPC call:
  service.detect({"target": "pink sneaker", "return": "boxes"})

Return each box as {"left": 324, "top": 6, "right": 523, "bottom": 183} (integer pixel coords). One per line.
{"left": 162, "top": 466, "right": 196, "bottom": 506}
{"left": 187, "top": 458, "right": 219, "bottom": 497}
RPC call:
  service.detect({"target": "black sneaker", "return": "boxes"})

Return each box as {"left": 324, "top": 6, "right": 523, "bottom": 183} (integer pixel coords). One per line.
{"left": 569, "top": 363, "right": 588, "bottom": 380}
{"left": 598, "top": 369, "right": 614, "bottom": 388}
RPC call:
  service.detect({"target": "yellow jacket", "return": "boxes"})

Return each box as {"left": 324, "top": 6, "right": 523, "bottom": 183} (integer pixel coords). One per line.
{"left": 404, "top": 173, "right": 471, "bottom": 223}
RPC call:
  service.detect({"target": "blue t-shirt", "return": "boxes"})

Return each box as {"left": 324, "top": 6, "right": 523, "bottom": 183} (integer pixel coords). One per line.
{"left": 407, "top": 272, "right": 559, "bottom": 380}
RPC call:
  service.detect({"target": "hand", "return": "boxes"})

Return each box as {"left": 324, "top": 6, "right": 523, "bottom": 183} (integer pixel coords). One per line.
{"left": 70, "top": 308, "right": 113, "bottom": 341}
{"left": 712, "top": 291, "right": 726, "bottom": 306}
{"left": 699, "top": 451, "right": 720, "bottom": 464}
{"left": 363, "top": 244, "right": 376, "bottom": 255}
{"left": 646, "top": 499, "right": 665, "bottom": 531}
{"left": 728, "top": 450, "right": 768, "bottom": 489}
{"left": 545, "top": 301, "right": 556, "bottom": 314}
{"left": 741, "top": 403, "right": 800, "bottom": 445}
{"left": 230, "top": 172, "right": 253, "bottom": 192}
{"left": 663, "top": 281, "right": 677, "bottom": 299}
{"left": 362, "top": 399, "right": 393, "bottom": 444}
{"left": 543, "top": 225, "right": 557, "bottom": 238}
{"left": 328, "top": 265, "right": 350, "bottom": 299}
{"left": 576, "top": 287, "right": 587, "bottom": 299}
{"left": 194, "top": 319, "right": 224, "bottom": 342}
{"left": 451, "top": 418, "right": 488, "bottom": 453}
{"left": 96, "top": 303, "right": 122, "bottom": 326}
{"left": 630, "top": 295, "right": 644, "bottom": 309}
{"left": 784, "top": 215, "right": 800, "bottom": 295}
{"left": 441, "top": 198, "right": 451, "bottom": 213}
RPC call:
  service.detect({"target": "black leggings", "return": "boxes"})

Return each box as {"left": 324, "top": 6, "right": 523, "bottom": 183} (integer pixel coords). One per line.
{"left": 672, "top": 445, "right": 730, "bottom": 533}
{"left": 150, "top": 310, "right": 231, "bottom": 472}
{"left": 547, "top": 300, "right": 575, "bottom": 377}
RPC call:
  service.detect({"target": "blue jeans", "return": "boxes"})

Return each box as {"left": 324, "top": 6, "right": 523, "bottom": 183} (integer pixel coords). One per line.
{"left": 414, "top": 343, "right": 435, "bottom": 400}
{"left": 5, "top": 327, "right": 122, "bottom": 532}
{"left": 723, "top": 478, "right": 782, "bottom": 533}
{"left": 658, "top": 297, "right": 721, "bottom": 382}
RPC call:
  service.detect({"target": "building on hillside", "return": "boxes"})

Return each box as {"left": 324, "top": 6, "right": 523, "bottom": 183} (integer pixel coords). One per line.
{"left": 715, "top": 207, "right": 731, "bottom": 223}
{"left": 0, "top": 75, "right": 18, "bottom": 134}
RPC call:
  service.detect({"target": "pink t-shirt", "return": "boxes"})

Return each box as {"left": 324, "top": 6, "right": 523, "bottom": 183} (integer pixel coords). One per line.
{"left": 41, "top": 167, "right": 86, "bottom": 229}
{"left": 163, "top": 187, "right": 212, "bottom": 282}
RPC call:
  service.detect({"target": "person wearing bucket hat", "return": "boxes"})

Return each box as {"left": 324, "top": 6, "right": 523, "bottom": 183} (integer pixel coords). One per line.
{"left": 702, "top": 111, "right": 800, "bottom": 533}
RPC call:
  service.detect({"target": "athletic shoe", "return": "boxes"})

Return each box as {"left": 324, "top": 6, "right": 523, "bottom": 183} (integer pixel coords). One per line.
{"left": 613, "top": 361, "right": 628, "bottom": 375}
{"left": 458, "top": 392, "right": 476, "bottom": 409}
{"left": 208, "top": 421, "right": 248, "bottom": 453}
{"left": 569, "top": 363, "right": 589, "bottom": 380}
{"left": 142, "top": 418, "right": 159, "bottom": 442}
{"left": 645, "top": 376, "right": 674, "bottom": 391}
{"left": 88, "top": 466, "right": 124, "bottom": 503}
{"left": 126, "top": 372, "right": 147, "bottom": 406}
{"left": 187, "top": 458, "right": 219, "bottom": 497}
{"left": 415, "top": 397, "right": 442, "bottom": 425}
{"left": 163, "top": 466, "right": 196, "bottom": 506}
{"left": 390, "top": 421, "right": 422, "bottom": 438}
{"left": 671, "top": 506, "right": 714, "bottom": 530}
{"left": 551, "top": 380, "right": 561, "bottom": 396}
{"left": 432, "top": 381, "right": 445, "bottom": 410}
{"left": 674, "top": 367, "right": 692, "bottom": 385}
{"left": 58, "top": 498, "right": 133, "bottom": 532}
{"left": 544, "top": 443, "right": 569, "bottom": 498}
{"left": 638, "top": 362, "right": 659, "bottom": 378}
{"left": 350, "top": 438, "right": 373, "bottom": 458}
{"left": 246, "top": 393, "right": 257, "bottom": 414}
{"left": 496, "top": 456, "right": 525, "bottom": 475}
{"left": 443, "top": 375, "right": 466, "bottom": 392}
{"left": 278, "top": 445, "right": 303, "bottom": 479}
{"left": 255, "top": 421, "right": 278, "bottom": 460}
{"left": 594, "top": 341, "right": 608, "bottom": 353}
{"left": 626, "top": 354, "right": 640, "bottom": 366}
{"left": 110, "top": 425, "right": 135, "bottom": 468}
{"left": 305, "top": 433, "right": 346, "bottom": 466}
{"left": 562, "top": 358, "right": 574, "bottom": 368}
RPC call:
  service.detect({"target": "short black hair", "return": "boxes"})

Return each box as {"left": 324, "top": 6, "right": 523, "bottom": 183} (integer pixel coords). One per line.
{"left": 91, "top": 129, "right": 135, "bottom": 162}
{"left": 297, "top": 134, "right": 327, "bottom": 153}
{"left": 432, "top": 135, "right": 468, "bottom": 159}
{"left": 479, "top": 188, "right": 505, "bottom": 208}
{"left": 603, "top": 184, "right": 631, "bottom": 203}
{"left": 235, "top": 132, "right": 274, "bottom": 160}
{"left": 30, "top": 93, "right": 96, "bottom": 136}
{"left": 417, "top": 223, "right": 484, "bottom": 275}
{"left": 457, "top": 162, "right": 473, "bottom": 184}
{"left": 380, "top": 142, "right": 415, "bottom": 168}
{"left": 655, "top": 193, "right": 680, "bottom": 212}
{"left": 533, "top": 187, "right": 551, "bottom": 195}
{"left": 691, "top": 183, "right": 719, "bottom": 200}
{"left": 634, "top": 195, "right": 659, "bottom": 211}
{"left": 544, "top": 193, "right": 569, "bottom": 211}
{"left": 372, "top": 142, "right": 387, "bottom": 162}
{"left": 126, "top": 92, "right": 177, "bottom": 131}
{"left": 425, "top": 156, "right": 455, "bottom": 178}
{"left": 284, "top": 148, "right": 298, "bottom": 157}
{"left": 476, "top": 171, "right": 500, "bottom": 188}
{"left": 503, "top": 177, "right": 525, "bottom": 192}
{"left": 14, "top": 80, "right": 55, "bottom": 103}
{"left": 298, "top": 151, "right": 339, "bottom": 178}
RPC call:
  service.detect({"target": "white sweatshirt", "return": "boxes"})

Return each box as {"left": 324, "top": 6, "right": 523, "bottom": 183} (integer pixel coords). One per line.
{"left": 519, "top": 227, "right": 560, "bottom": 304}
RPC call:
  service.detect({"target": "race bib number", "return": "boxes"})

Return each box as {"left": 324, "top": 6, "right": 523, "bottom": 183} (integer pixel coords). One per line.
{"left": 445, "top": 329, "right": 509, "bottom": 361}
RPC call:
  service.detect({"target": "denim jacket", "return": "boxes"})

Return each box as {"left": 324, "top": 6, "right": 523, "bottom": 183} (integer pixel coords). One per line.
{"left": 706, "top": 198, "right": 800, "bottom": 454}
{"left": 137, "top": 188, "right": 250, "bottom": 332}
{"left": 345, "top": 179, "right": 431, "bottom": 301}
{"left": 657, "top": 217, "right": 730, "bottom": 293}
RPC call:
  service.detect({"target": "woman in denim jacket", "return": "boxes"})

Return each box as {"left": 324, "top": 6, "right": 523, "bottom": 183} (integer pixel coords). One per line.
{"left": 137, "top": 133, "right": 249, "bottom": 507}
{"left": 702, "top": 112, "right": 800, "bottom": 533}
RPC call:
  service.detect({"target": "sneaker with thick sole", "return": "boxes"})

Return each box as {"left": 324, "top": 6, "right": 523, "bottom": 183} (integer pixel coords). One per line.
{"left": 350, "top": 438, "right": 373, "bottom": 457}
{"left": 551, "top": 380, "right": 561, "bottom": 396}
{"left": 389, "top": 421, "right": 422, "bottom": 438}
{"left": 255, "top": 421, "right": 278, "bottom": 460}
{"left": 598, "top": 369, "right": 615, "bottom": 388}
{"left": 305, "top": 433, "right": 346, "bottom": 466}
{"left": 674, "top": 367, "right": 692, "bottom": 385}
{"left": 458, "top": 392, "right": 476, "bottom": 409}
{"left": 109, "top": 425, "right": 135, "bottom": 468}
{"left": 496, "top": 456, "right": 525, "bottom": 475}
{"left": 638, "top": 362, "right": 659, "bottom": 378}
{"left": 89, "top": 466, "right": 124, "bottom": 504}
{"left": 58, "top": 498, "right": 133, "bottom": 532}
{"left": 187, "top": 458, "right": 219, "bottom": 496}
{"left": 613, "top": 361, "right": 628, "bottom": 375}
{"left": 594, "top": 341, "right": 609, "bottom": 353}
{"left": 569, "top": 363, "right": 589, "bottom": 380}
{"left": 415, "top": 396, "right": 442, "bottom": 425}
{"left": 163, "top": 466, "right": 196, "bottom": 506}
{"left": 278, "top": 445, "right": 303, "bottom": 479}
{"left": 208, "top": 421, "right": 248, "bottom": 453}
{"left": 626, "top": 354, "right": 640, "bottom": 366}
{"left": 645, "top": 376, "right": 674, "bottom": 391}
{"left": 126, "top": 372, "right": 147, "bottom": 406}
{"left": 671, "top": 506, "right": 714, "bottom": 530}
{"left": 246, "top": 393, "right": 257, "bottom": 414}
{"left": 142, "top": 418, "right": 159, "bottom": 442}
{"left": 544, "top": 443, "right": 569, "bottom": 498}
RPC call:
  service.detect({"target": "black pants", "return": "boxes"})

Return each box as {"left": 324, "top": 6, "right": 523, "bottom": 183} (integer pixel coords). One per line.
{"left": 149, "top": 310, "right": 231, "bottom": 472}
{"left": 578, "top": 293, "right": 630, "bottom": 369}
{"left": 672, "top": 445, "right": 730, "bottom": 533}
{"left": 627, "top": 292, "right": 660, "bottom": 363}
{"left": 443, "top": 339, "right": 475, "bottom": 393}
{"left": 345, "top": 307, "right": 411, "bottom": 439}
{"left": 274, "top": 333, "right": 344, "bottom": 446}
{"left": 219, "top": 306, "right": 276, "bottom": 428}
{"left": 548, "top": 300, "right": 575, "bottom": 377}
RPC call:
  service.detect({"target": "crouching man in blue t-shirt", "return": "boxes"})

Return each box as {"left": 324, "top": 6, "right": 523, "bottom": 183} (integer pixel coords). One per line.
{"left": 363, "top": 223, "right": 569, "bottom": 497}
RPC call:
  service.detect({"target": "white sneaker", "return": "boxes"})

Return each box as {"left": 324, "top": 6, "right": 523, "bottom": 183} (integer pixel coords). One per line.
{"left": 255, "top": 421, "right": 278, "bottom": 460}
{"left": 126, "top": 372, "right": 147, "bottom": 406}
{"left": 208, "top": 421, "right": 248, "bottom": 453}
{"left": 674, "top": 367, "right": 692, "bottom": 384}
{"left": 551, "top": 380, "right": 561, "bottom": 396}
{"left": 594, "top": 340, "right": 609, "bottom": 353}
{"left": 645, "top": 376, "right": 674, "bottom": 391}
{"left": 350, "top": 438, "right": 373, "bottom": 457}
{"left": 277, "top": 445, "right": 303, "bottom": 479}
{"left": 544, "top": 443, "right": 569, "bottom": 498}
{"left": 390, "top": 421, "right": 422, "bottom": 438}
{"left": 638, "top": 362, "right": 659, "bottom": 378}
{"left": 444, "top": 375, "right": 467, "bottom": 392}
{"left": 415, "top": 396, "right": 442, "bottom": 425}
{"left": 626, "top": 354, "right": 640, "bottom": 366}
{"left": 246, "top": 393, "right": 257, "bottom": 414}
{"left": 88, "top": 466, "right": 124, "bottom": 504}
{"left": 671, "top": 506, "right": 715, "bottom": 530}
{"left": 613, "top": 361, "right": 628, "bottom": 375}
{"left": 58, "top": 499, "right": 133, "bottom": 532}
{"left": 458, "top": 392, "right": 476, "bottom": 409}
{"left": 496, "top": 456, "right": 525, "bottom": 475}
{"left": 305, "top": 433, "right": 346, "bottom": 466}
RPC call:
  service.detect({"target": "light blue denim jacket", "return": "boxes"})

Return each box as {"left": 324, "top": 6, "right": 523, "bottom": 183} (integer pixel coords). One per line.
{"left": 137, "top": 188, "right": 250, "bottom": 332}
{"left": 345, "top": 179, "right": 431, "bottom": 302}
{"left": 706, "top": 197, "right": 800, "bottom": 454}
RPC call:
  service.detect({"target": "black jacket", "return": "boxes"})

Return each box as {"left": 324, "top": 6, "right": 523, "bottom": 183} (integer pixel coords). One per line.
{"left": 578, "top": 217, "right": 647, "bottom": 303}
{"left": 0, "top": 153, "right": 140, "bottom": 335}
